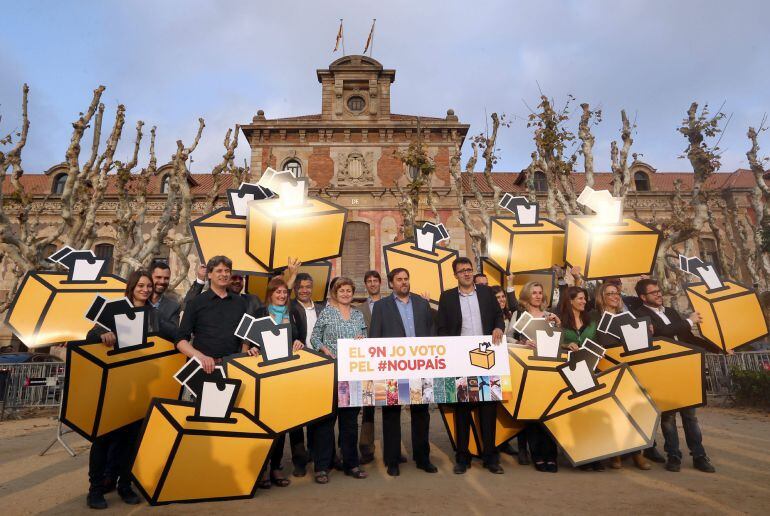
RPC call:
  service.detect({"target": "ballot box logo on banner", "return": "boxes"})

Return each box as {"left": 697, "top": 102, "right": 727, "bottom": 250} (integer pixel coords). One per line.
{"left": 336, "top": 336, "right": 512, "bottom": 407}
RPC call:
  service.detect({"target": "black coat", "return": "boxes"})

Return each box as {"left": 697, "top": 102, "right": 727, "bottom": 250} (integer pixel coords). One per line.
{"left": 437, "top": 284, "right": 505, "bottom": 337}
{"left": 184, "top": 281, "right": 263, "bottom": 313}
{"left": 290, "top": 299, "right": 326, "bottom": 343}
{"left": 633, "top": 305, "right": 720, "bottom": 353}
{"left": 369, "top": 294, "right": 436, "bottom": 338}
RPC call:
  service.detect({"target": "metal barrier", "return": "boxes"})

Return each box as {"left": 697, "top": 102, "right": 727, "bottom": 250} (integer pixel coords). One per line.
{"left": 0, "top": 362, "right": 65, "bottom": 419}
{"left": 704, "top": 351, "right": 770, "bottom": 396}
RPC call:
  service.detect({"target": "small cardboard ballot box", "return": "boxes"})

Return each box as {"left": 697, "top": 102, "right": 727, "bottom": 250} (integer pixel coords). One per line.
{"left": 502, "top": 346, "right": 567, "bottom": 420}
{"left": 542, "top": 364, "right": 659, "bottom": 466}
{"left": 383, "top": 240, "right": 458, "bottom": 304}
{"left": 488, "top": 217, "right": 565, "bottom": 274}
{"left": 5, "top": 272, "right": 126, "bottom": 349}
{"left": 132, "top": 399, "right": 275, "bottom": 505}
{"left": 598, "top": 339, "right": 705, "bottom": 412}
{"left": 225, "top": 349, "right": 335, "bottom": 433}
{"left": 246, "top": 197, "right": 347, "bottom": 270}
{"left": 246, "top": 260, "right": 332, "bottom": 303}
{"left": 564, "top": 216, "right": 661, "bottom": 280}
{"left": 439, "top": 402, "right": 525, "bottom": 458}
{"left": 62, "top": 334, "right": 185, "bottom": 441}
{"left": 685, "top": 281, "right": 769, "bottom": 352}
{"left": 469, "top": 345, "right": 496, "bottom": 369}
{"left": 190, "top": 207, "right": 272, "bottom": 277}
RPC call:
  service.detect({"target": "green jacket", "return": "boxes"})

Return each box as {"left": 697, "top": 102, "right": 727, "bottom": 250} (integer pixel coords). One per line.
{"left": 561, "top": 311, "right": 598, "bottom": 349}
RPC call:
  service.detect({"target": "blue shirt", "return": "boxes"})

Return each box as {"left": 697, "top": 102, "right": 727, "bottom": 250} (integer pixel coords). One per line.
{"left": 393, "top": 294, "right": 416, "bottom": 338}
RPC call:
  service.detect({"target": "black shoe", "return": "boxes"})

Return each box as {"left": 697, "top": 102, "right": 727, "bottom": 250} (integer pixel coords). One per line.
{"left": 485, "top": 463, "right": 504, "bottom": 474}
{"left": 102, "top": 477, "right": 116, "bottom": 494}
{"left": 693, "top": 456, "right": 716, "bottom": 473}
{"left": 399, "top": 454, "right": 407, "bottom": 464}
{"left": 579, "top": 464, "right": 592, "bottom": 471}
{"left": 360, "top": 453, "right": 375, "bottom": 465}
{"left": 644, "top": 447, "right": 666, "bottom": 463}
{"left": 293, "top": 463, "right": 307, "bottom": 477}
{"left": 665, "top": 455, "right": 681, "bottom": 472}
{"left": 518, "top": 447, "right": 531, "bottom": 466}
{"left": 592, "top": 461, "right": 605, "bottom": 472}
{"left": 387, "top": 464, "right": 400, "bottom": 477}
{"left": 534, "top": 461, "right": 548, "bottom": 472}
{"left": 499, "top": 442, "right": 516, "bottom": 456}
{"left": 453, "top": 463, "right": 468, "bottom": 475}
{"left": 333, "top": 456, "right": 343, "bottom": 471}
{"left": 117, "top": 486, "right": 141, "bottom": 505}
{"left": 416, "top": 462, "right": 438, "bottom": 473}
{"left": 86, "top": 492, "right": 108, "bottom": 510}
{"left": 546, "top": 462, "right": 558, "bottom": 473}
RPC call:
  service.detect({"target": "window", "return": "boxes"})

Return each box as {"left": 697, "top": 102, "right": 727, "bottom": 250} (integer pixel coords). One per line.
{"left": 347, "top": 96, "right": 365, "bottom": 112}
{"left": 52, "top": 173, "right": 67, "bottom": 194}
{"left": 94, "top": 243, "right": 114, "bottom": 274}
{"left": 634, "top": 171, "right": 650, "bottom": 191}
{"left": 533, "top": 171, "right": 547, "bottom": 192}
{"left": 700, "top": 238, "right": 723, "bottom": 276}
{"left": 160, "top": 175, "right": 170, "bottom": 194}
{"left": 284, "top": 159, "right": 302, "bottom": 177}
{"left": 408, "top": 165, "right": 420, "bottom": 180}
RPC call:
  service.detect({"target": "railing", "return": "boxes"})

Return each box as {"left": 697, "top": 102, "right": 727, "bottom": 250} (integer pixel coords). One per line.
{"left": 704, "top": 351, "right": 770, "bottom": 396}
{"left": 0, "top": 362, "right": 66, "bottom": 419}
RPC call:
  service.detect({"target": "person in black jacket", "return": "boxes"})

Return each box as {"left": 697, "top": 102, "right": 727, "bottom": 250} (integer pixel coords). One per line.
{"left": 148, "top": 261, "right": 180, "bottom": 341}
{"left": 437, "top": 257, "right": 506, "bottom": 475}
{"left": 369, "top": 268, "right": 437, "bottom": 476}
{"left": 633, "top": 278, "right": 717, "bottom": 474}
{"left": 246, "top": 277, "right": 305, "bottom": 489}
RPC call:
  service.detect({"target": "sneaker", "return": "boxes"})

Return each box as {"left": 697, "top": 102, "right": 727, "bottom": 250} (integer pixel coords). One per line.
{"left": 86, "top": 492, "right": 108, "bottom": 510}
{"left": 117, "top": 485, "right": 141, "bottom": 505}
{"left": 665, "top": 455, "right": 681, "bottom": 472}
{"left": 644, "top": 447, "right": 666, "bottom": 463}
{"left": 693, "top": 456, "right": 716, "bottom": 473}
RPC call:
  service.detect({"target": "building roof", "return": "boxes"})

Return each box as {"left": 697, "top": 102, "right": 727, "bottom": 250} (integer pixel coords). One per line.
{"left": 247, "top": 113, "right": 451, "bottom": 123}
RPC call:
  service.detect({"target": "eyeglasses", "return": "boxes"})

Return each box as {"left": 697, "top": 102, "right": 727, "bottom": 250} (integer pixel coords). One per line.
{"left": 644, "top": 289, "right": 662, "bottom": 296}
{"left": 455, "top": 268, "right": 474, "bottom": 275}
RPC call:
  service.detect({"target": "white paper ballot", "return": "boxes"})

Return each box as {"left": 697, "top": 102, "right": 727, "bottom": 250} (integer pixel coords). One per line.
{"left": 535, "top": 329, "right": 561, "bottom": 358}
{"left": 695, "top": 265, "right": 723, "bottom": 290}
{"left": 71, "top": 258, "right": 106, "bottom": 282}
{"left": 229, "top": 192, "right": 256, "bottom": 217}
{"left": 515, "top": 203, "right": 538, "bottom": 225}
{"left": 562, "top": 359, "right": 596, "bottom": 393}
{"left": 199, "top": 381, "right": 237, "bottom": 419}
{"left": 620, "top": 323, "right": 650, "bottom": 352}
{"left": 261, "top": 328, "right": 291, "bottom": 361}
{"left": 114, "top": 312, "right": 145, "bottom": 349}
{"left": 415, "top": 228, "right": 436, "bottom": 252}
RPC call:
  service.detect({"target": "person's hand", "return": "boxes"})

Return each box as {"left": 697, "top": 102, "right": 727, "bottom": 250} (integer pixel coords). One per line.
{"left": 100, "top": 332, "right": 117, "bottom": 348}
{"left": 492, "top": 328, "right": 504, "bottom": 345}
{"left": 506, "top": 274, "right": 515, "bottom": 287}
{"left": 197, "top": 353, "right": 217, "bottom": 374}
{"left": 247, "top": 346, "right": 261, "bottom": 357}
{"left": 570, "top": 266, "right": 582, "bottom": 278}
{"left": 286, "top": 257, "right": 301, "bottom": 275}
{"left": 354, "top": 335, "right": 365, "bottom": 340}
{"left": 639, "top": 274, "right": 649, "bottom": 280}
{"left": 567, "top": 342, "right": 579, "bottom": 352}
{"left": 196, "top": 264, "right": 207, "bottom": 282}
{"left": 688, "top": 312, "right": 702, "bottom": 324}
{"left": 648, "top": 323, "right": 654, "bottom": 335}
{"left": 523, "top": 339, "right": 536, "bottom": 350}
{"left": 292, "top": 340, "right": 304, "bottom": 352}
{"left": 420, "top": 292, "right": 431, "bottom": 302}
{"left": 726, "top": 348, "right": 735, "bottom": 356}
{"left": 320, "top": 346, "right": 333, "bottom": 357}
{"left": 546, "top": 313, "right": 561, "bottom": 326}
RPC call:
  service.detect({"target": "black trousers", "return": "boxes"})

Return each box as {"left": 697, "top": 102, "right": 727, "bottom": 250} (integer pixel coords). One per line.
{"left": 527, "top": 423, "right": 557, "bottom": 463}
{"left": 382, "top": 404, "right": 431, "bottom": 467}
{"left": 312, "top": 407, "right": 360, "bottom": 472}
{"left": 359, "top": 406, "right": 376, "bottom": 456}
{"left": 88, "top": 422, "right": 141, "bottom": 492}
{"left": 454, "top": 402, "right": 499, "bottom": 466}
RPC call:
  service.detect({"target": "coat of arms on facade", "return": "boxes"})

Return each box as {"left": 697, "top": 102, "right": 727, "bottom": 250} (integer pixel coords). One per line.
{"left": 335, "top": 152, "right": 375, "bottom": 186}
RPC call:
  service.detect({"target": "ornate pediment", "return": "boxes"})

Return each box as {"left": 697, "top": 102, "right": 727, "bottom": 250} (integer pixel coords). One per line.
{"left": 335, "top": 152, "right": 375, "bottom": 186}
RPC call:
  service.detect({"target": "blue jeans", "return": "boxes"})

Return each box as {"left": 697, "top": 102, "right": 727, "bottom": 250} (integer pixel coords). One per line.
{"left": 661, "top": 407, "right": 706, "bottom": 459}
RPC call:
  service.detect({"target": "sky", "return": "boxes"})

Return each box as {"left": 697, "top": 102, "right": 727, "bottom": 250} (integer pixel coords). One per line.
{"left": 1, "top": 0, "right": 769, "bottom": 175}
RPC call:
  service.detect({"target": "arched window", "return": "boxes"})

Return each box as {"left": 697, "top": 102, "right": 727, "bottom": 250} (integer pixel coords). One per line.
{"left": 160, "top": 175, "right": 170, "bottom": 194}
{"left": 52, "top": 173, "right": 67, "bottom": 194}
{"left": 94, "top": 243, "right": 114, "bottom": 274}
{"left": 533, "top": 171, "right": 547, "bottom": 192}
{"left": 634, "top": 171, "right": 650, "bottom": 191}
{"left": 284, "top": 159, "right": 302, "bottom": 177}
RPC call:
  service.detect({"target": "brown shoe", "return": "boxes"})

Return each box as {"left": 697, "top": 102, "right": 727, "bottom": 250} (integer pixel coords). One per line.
{"left": 610, "top": 456, "right": 622, "bottom": 469}
{"left": 633, "top": 453, "right": 651, "bottom": 470}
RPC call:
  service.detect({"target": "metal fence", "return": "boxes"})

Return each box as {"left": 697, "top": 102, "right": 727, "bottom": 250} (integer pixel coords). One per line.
{"left": 0, "top": 362, "right": 66, "bottom": 419}
{"left": 705, "top": 351, "right": 770, "bottom": 396}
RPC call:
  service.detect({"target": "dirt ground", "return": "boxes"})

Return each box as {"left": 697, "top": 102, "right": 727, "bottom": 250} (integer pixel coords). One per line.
{"left": 0, "top": 406, "right": 769, "bottom": 515}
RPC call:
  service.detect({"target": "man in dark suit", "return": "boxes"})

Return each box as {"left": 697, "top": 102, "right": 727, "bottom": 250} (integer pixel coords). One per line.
{"left": 369, "top": 268, "right": 437, "bottom": 476}
{"left": 437, "top": 257, "right": 506, "bottom": 475}
{"left": 149, "top": 261, "right": 180, "bottom": 340}
{"left": 633, "top": 278, "right": 717, "bottom": 474}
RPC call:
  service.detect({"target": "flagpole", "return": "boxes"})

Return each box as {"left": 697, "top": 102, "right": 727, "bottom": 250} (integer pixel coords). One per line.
{"left": 370, "top": 18, "right": 376, "bottom": 56}
{"left": 341, "top": 19, "right": 345, "bottom": 56}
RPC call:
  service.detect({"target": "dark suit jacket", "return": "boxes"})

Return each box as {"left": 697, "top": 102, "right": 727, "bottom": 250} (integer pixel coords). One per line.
{"left": 633, "top": 304, "right": 720, "bottom": 353}
{"left": 254, "top": 305, "right": 305, "bottom": 345}
{"left": 291, "top": 299, "right": 326, "bottom": 342}
{"left": 155, "top": 293, "right": 180, "bottom": 330}
{"left": 437, "top": 284, "right": 505, "bottom": 337}
{"left": 356, "top": 298, "right": 375, "bottom": 329}
{"left": 369, "top": 294, "right": 436, "bottom": 339}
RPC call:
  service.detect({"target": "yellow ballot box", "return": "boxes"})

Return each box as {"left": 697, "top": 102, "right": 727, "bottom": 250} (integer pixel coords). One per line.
{"left": 564, "top": 216, "right": 661, "bottom": 279}
{"left": 598, "top": 339, "right": 705, "bottom": 412}
{"left": 62, "top": 335, "right": 185, "bottom": 441}
{"left": 190, "top": 207, "right": 272, "bottom": 277}
{"left": 225, "top": 349, "right": 335, "bottom": 433}
{"left": 542, "top": 364, "right": 659, "bottom": 466}
{"left": 246, "top": 260, "right": 332, "bottom": 303}
{"left": 685, "top": 281, "right": 769, "bottom": 352}
{"left": 132, "top": 399, "right": 275, "bottom": 505}
{"left": 439, "top": 403, "right": 525, "bottom": 458}
{"left": 383, "top": 240, "right": 459, "bottom": 304}
{"left": 5, "top": 272, "right": 126, "bottom": 349}
{"left": 481, "top": 258, "right": 505, "bottom": 287}
{"left": 488, "top": 217, "right": 565, "bottom": 274}
{"left": 469, "top": 348, "right": 496, "bottom": 369}
{"left": 503, "top": 346, "right": 567, "bottom": 420}
{"left": 246, "top": 197, "right": 347, "bottom": 270}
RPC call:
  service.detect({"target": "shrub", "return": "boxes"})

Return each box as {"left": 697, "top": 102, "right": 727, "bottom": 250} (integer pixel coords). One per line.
{"left": 729, "top": 367, "right": 770, "bottom": 408}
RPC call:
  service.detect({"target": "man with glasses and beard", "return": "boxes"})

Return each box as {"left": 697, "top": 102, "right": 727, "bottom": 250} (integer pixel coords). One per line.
{"left": 148, "top": 261, "right": 180, "bottom": 341}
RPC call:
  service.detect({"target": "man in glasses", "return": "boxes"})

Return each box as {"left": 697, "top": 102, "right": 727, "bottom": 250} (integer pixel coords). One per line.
{"left": 437, "top": 257, "right": 505, "bottom": 475}
{"left": 634, "top": 278, "right": 718, "bottom": 474}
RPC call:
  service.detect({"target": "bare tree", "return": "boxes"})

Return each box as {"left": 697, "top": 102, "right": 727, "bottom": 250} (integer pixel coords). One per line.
{"left": 745, "top": 124, "right": 770, "bottom": 289}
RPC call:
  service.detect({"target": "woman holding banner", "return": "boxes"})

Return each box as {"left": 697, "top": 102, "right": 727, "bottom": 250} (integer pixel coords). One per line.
{"left": 310, "top": 277, "right": 368, "bottom": 483}
{"left": 511, "top": 281, "right": 561, "bottom": 473}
